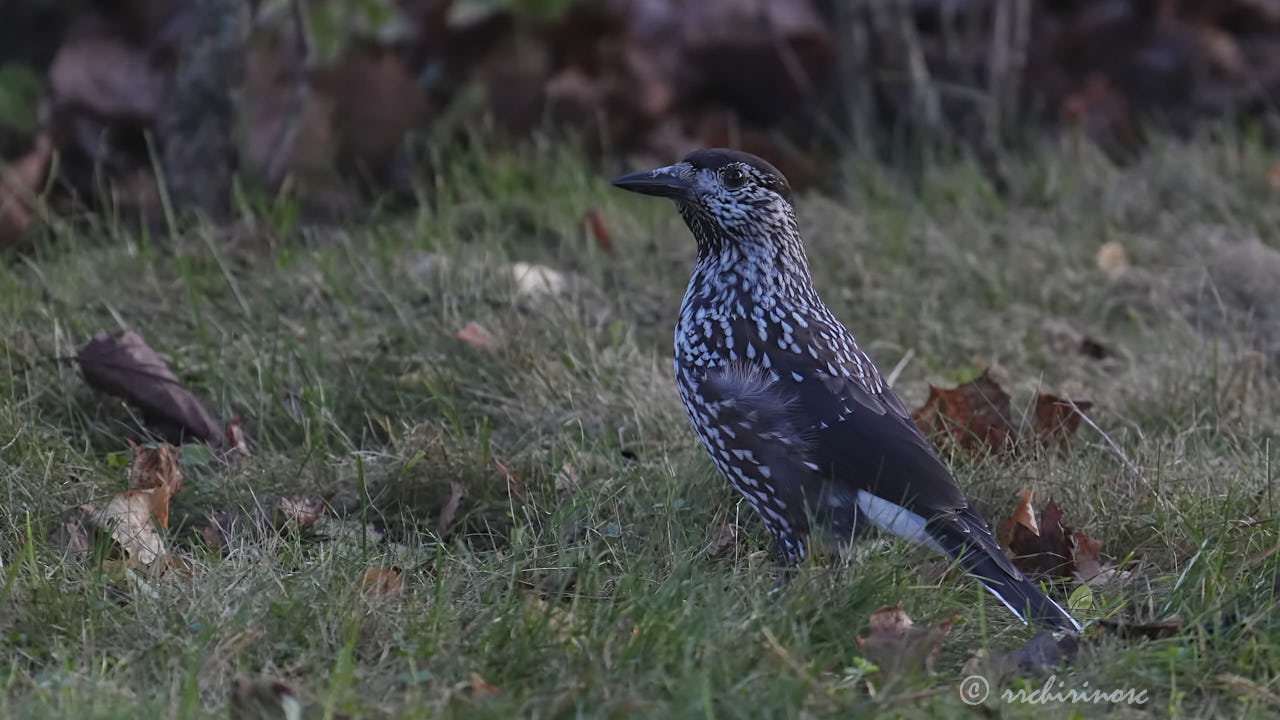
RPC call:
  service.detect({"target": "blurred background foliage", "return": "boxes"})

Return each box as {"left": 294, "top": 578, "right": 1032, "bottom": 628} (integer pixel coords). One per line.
{"left": 4, "top": 0, "right": 1280, "bottom": 244}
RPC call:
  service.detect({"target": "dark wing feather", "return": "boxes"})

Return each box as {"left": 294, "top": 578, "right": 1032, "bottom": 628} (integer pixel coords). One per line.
{"left": 752, "top": 318, "right": 967, "bottom": 516}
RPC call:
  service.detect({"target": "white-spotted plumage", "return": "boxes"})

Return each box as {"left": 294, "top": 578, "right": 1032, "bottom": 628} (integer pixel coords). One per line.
{"left": 613, "top": 148, "right": 1081, "bottom": 632}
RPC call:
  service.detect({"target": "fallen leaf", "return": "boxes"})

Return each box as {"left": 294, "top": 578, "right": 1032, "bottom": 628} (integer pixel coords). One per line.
{"left": 126, "top": 440, "right": 183, "bottom": 496}
{"left": 1003, "top": 492, "right": 1113, "bottom": 587}
{"left": 91, "top": 487, "right": 170, "bottom": 566}
{"left": 229, "top": 677, "right": 305, "bottom": 720}
{"left": 0, "top": 130, "right": 53, "bottom": 244}
{"left": 911, "top": 369, "right": 1015, "bottom": 456}
{"left": 225, "top": 416, "right": 250, "bottom": 456}
{"left": 855, "top": 605, "right": 953, "bottom": 678}
{"left": 437, "top": 481, "right": 464, "bottom": 533}
{"left": 1071, "top": 529, "right": 1105, "bottom": 585}
{"left": 76, "top": 331, "right": 225, "bottom": 447}
{"left": 554, "top": 461, "right": 581, "bottom": 496}
{"left": 584, "top": 207, "right": 613, "bottom": 250}
{"left": 1031, "top": 394, "right": 1092, "bottom": 447}
{"left": 470, "top": 672, "right": 500, "bottom": 695}
{"left": 361, "top": 566, "right": 404, "bottom": 596}
{"left": 457, "top": 321, "right": 500, "bottom": 350}
{"left": 1096, "top": 241, "right": 1129, "bottom": 278}
{"left": 1006, "top": 498, "right": 1074, "bottom": 580}
{"left": 1000, "top": 489, "right": 1039, "bottom": 547}
{"left": 276, "top": 495, "right": 325, "bottom": 532}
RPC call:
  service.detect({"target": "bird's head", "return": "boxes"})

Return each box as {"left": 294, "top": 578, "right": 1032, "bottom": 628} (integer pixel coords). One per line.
{"left": 611, "top": 149, "right": 796, "bottom": 255}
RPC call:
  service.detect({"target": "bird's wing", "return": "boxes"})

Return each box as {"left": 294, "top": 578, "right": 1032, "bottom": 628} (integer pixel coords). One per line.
{"left": 744, "top": 315, "right": 969, "bottom": 522}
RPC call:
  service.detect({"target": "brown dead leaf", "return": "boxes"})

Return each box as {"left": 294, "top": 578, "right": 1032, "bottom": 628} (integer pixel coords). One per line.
{"left": 1071, "top": 529, "right": 1106, "bottom": 585}
{"left": 0, "top": 130, "right": 53, "bottom": 245}
{"left": 126, "top": 440, "right": 183, "bottom": 496}
{"left": 361, "top": 567, "right": 404, "bottom": 597}
{"left": 1032, "top": 394, "right": 1092, "bottom": 447}
{"left": 1000, "top": 489, "right": 1039, "bottom": 547}
{"left": 437, "top": 481, "right": 465, "bottom": 533}
{"left": 77, "top": 331, "right": 225, "bottom": 447}
{"left": 470, "top": 672, "right": 500, "bottom": 695}
{"left": 1004, "top": 492, "right": 1113, "bottom": 587}
{"left": 457, "top": 322, "right": 500, "bottom": 350}
{"left": 1006, "top": 498, "right": 1073, "bottom": 580}
{"left": 584, "top": 207, "right": 613, "bottom": 250}
{"left": 276, "top": 495, "right": 325, "bottom": 532}
{"left": 855, "top": 605, "right": 953, "bottom": 678}
{"left": 225, "top": 416, "right": 249, "bottom": 456}
{"left": 91, "top": 487, "right": 170, "bottom": 566}
{"left": 911, "top": 369, "right": 1015, "bottom": 456}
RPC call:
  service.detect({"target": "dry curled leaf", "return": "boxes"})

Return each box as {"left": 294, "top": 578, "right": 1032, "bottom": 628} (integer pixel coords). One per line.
{"left": 225, "top": 416, "right": 249, "bottom": 456}
{"left": 584, "top": 207, "right": 613, "bottom": 250}
{"left": 91, "top": 487, "right": 170, "bottom": 566}
{"left": 1004, "top": 491, "right": 1111, "bottom": 586}
{"left": 911, "top": 369, "right": 1015, "bottom": 456}
{"left": 1006, "top": 497, "right": 1074, "bottom": 580}
{"left": 361, "top": 567, "right": 404, "bottom": 596}
{"left": 77, "top": 331, "right": 225, "bottom": 446}
{"left": 456, "top": 321, "right": 500, "bottom": 350}
{"left": 1032, "top": 394, "right": 1092, "bottom": 447}
{"left": 126, "top": 440, "right": 183, "bottom": 496}
{"left": 855, "top": 605, "right": 953, "bottom": 678}
{"left": 1000, "top": 488, "right": 1039, "bottom": 547}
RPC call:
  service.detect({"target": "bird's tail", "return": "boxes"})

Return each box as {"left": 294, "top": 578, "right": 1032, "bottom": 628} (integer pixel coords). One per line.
{"left": 930, "top": 510, "right": 1081, "bottom": 633}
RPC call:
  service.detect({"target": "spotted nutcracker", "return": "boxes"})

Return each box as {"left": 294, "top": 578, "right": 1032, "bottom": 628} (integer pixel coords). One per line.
{"left": 612, "top": 149, "right": 1079, "bottom": 632}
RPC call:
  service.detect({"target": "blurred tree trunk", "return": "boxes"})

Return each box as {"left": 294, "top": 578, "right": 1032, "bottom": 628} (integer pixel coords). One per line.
{"left": 155, "top": 0, "right": 246, "bottom": 222}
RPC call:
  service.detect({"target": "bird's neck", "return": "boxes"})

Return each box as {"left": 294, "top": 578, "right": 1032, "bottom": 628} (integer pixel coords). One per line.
{"left": 682, "top": 227, "right": 819, "bottom": 319}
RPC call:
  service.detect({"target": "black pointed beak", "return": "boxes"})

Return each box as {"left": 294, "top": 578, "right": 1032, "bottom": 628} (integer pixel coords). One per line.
{"left": 610, "top": 164, "right": 691, "bottom": 200}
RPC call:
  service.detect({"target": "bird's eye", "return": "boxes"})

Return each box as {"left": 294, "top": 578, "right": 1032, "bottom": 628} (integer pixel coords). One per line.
{"left": 721, "top": 166, "right": 746, "bottom": 190}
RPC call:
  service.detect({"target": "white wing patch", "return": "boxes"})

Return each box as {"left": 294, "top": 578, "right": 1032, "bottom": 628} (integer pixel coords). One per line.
{"left": 855, "top": 491, "right": 945, "bottom": 553}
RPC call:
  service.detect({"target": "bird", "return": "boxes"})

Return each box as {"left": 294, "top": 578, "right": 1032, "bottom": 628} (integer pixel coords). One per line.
{"left": 611, "top": 148, "right": 1080, "bottom": 632}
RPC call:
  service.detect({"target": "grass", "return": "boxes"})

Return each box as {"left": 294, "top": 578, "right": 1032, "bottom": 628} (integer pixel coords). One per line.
{"left": 2, "top": 133, "right": 1280, "bottom": 718}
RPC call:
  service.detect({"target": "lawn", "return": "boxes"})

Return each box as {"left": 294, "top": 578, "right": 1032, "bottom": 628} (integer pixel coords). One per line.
{"left": 2, "top": 136, "right": 1279, "bottom": 718}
